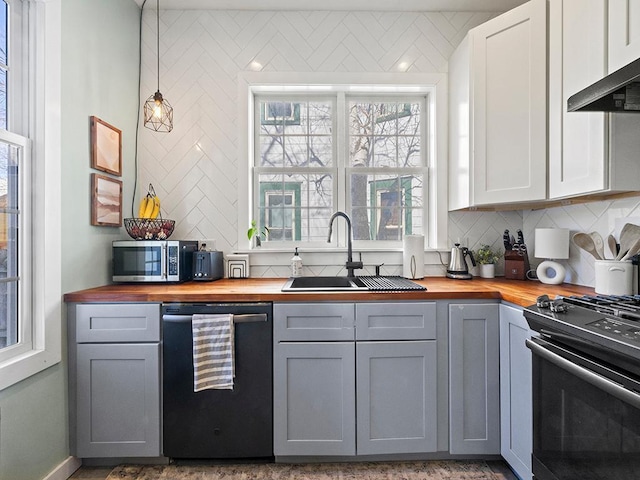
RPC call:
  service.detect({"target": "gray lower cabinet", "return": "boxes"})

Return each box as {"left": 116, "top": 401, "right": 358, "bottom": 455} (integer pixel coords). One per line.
{"left": 356, "top": 340, "right": 437, "bottom": 455}
{"left": 448, "top": 303, "right": 500, "bottom": 455}
{"left": 69, "top": 303, "right": 161, "bottom": 458}
{"left": 499, "top": 303, "right": 533, "bottom": 480}
{"left": 273, "top": 301, "right": 438, "bottom": 458}
{"left": 273, "top": 341, "right": 356, "bottom": 456}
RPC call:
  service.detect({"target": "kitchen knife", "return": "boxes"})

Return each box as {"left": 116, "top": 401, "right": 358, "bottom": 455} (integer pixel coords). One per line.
{"left": 503, "top": 230, "right": 512, "bottom": 250}
{"left": 517, "top": 229, "right": 525, "bottom": 246}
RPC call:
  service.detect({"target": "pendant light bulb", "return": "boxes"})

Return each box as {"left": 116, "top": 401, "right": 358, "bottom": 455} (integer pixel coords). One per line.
{"left": 143, "top": 0, "right": 173, "bottom": 133}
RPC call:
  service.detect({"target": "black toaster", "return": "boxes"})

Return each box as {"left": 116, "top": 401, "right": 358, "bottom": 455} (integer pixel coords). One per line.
{"left": 192, "top": 251, "right": 224, "bottom": 281}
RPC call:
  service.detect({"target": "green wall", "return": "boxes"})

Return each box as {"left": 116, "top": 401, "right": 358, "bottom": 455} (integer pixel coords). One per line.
{"left": 0, "top": 1, "right": 140, "bottom": 479}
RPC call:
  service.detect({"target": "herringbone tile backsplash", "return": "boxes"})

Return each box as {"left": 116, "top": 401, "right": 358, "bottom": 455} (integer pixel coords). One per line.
{"left": 137, "top": 8, "right": 638, "bottom": 287}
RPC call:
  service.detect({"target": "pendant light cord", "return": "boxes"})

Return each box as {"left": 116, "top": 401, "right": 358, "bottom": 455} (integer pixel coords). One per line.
{"left": 156, "top": 0, "right": 160, "bottom": 92}
{"left": 132, "top": 0, "right": 148, "bottom": 218}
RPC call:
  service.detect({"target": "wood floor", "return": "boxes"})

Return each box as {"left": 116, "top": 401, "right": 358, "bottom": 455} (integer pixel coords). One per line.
{"left": 69, "top": 460, "right": 518, "bottom": 480}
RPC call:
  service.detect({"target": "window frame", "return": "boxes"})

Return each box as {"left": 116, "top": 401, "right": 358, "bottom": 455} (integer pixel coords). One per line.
{"left": 0, "top": 0, "right": 61, "bottom": 391}
{"left": 238, "top": 72, "right": 449, "bottom": 252}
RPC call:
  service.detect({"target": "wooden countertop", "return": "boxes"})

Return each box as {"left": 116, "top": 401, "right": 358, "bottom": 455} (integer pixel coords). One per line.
{"left": 63, "top": 277, "right": 595, "bottom": 308}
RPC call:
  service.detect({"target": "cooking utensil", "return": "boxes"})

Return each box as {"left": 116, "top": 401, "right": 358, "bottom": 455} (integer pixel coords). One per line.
{"left": 517, "top": 229, "right": 525, "bottom": 245}
{"left": 503, "top": 229, "right": 512, "bottom": 251}
{"left": 616, "top": 223, "right": 640, "bottom": 260}
{"left": 589, "top": 232, "right": 606, "bottom": 260}
{"left": 607, "top": 234, "right": 619, "bottom": 259}
{"left": 621, "top": 236, "right": 640, "bottom": 260}
{"left": 572, "top": 232, "right": 602, "bottom": 260}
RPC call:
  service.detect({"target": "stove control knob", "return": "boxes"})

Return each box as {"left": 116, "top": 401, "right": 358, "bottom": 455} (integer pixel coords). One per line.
{"left": 536, "top": 294, "right": 551, "bottom": 308}
{"left": 550, "top": 298, "right": 568, "bottom": 313}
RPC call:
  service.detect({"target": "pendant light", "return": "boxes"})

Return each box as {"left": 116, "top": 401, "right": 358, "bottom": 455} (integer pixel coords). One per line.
{"left": 143, "top": 0, "right": 173, "bottom": 132}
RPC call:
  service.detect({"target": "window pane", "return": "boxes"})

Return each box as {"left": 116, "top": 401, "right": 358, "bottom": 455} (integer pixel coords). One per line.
{"left": 0, "top": 1, "right": 7, "bottom": 66}
{"left": 258, "top": 100, "right": 333, "bottom": 168}
{"left": 0, "top": 68, "right": 5, "bottom": 131}
{"left": 372, "top": 136, "right": 397, "bottom": 168}
{"left": 398, "top": 135, "right": 421, "bottom": 168}
{"left": 349, "top": 173, "right": 423, "bottom": 240}
{"left": 0, "top": 140, "right": 19, "bottom": 351}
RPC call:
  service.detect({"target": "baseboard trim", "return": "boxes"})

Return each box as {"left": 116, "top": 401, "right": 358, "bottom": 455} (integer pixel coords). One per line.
{"left": 42, "top": 456, "right": 81, "bottom": 480}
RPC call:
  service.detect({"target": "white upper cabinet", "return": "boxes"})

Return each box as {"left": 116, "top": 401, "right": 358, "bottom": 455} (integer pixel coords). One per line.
{"left": 548, "top": 0, "right": 608, "bottom": 198}
{"left": 609, "top": 0, "right": 640, "bottom": 73}
{"left": 449, "top": 0, "right": 547, "bottom": 209}
{"left": 549, "top": 0, "right": 640, "bottom": 199}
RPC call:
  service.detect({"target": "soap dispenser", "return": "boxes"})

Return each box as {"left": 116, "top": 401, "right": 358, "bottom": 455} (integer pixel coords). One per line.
{"left": 291, "top": 247, "right": 303, "bottom": 277}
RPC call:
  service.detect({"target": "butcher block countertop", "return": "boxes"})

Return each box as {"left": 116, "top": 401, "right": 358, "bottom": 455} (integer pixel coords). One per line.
{"left": 63, "top": 277, "right": 595, "bottom": 308}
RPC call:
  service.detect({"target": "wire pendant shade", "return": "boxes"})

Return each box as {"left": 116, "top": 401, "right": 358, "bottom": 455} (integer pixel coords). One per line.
{"left": 144, "top": 91, "right": 173, "bottom": 132}
{"left": 143, "top": 0, "right": 173, "bottom": 133}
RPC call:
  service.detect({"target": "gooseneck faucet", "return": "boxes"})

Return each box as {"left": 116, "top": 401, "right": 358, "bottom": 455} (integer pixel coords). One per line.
{"left": 327, "top": 211, "right": 363, "bottom": 277}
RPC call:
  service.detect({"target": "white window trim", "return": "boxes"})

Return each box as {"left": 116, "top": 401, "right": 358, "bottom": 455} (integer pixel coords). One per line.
{"left": 0, "top": 0, "right": 61, "bottom": 392}
{"left": 238, "top": 71, "right": 448, "bottom": 252}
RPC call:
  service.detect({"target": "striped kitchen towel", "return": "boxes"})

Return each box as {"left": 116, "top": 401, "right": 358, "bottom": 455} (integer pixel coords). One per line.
{"left": 192, "top": 314, "right": 235, "bottom": 391}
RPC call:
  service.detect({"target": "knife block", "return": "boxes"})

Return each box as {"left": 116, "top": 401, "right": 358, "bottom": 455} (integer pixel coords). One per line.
{"left": 504, "top": 251, "right": 530, "bottom": 280}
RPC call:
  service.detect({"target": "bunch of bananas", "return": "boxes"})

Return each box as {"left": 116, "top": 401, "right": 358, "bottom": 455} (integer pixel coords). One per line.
{"left": 138, "top": 184, "right": 161, "bottom": 219}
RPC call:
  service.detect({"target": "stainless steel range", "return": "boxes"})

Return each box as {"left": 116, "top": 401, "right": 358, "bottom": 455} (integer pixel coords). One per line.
{"left": 524, "top": 294, "right": 640, "bottom": 480}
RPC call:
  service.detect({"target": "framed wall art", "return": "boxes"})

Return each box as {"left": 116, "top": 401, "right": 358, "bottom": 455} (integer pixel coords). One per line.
{"left": 91, "top": 173, "right": 122, "bottom": 226}
{"left": 90, "top": 116, "right": 122, "bottom": 176}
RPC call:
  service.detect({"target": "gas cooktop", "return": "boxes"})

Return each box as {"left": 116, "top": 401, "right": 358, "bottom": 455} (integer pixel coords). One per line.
{"left": 524, "top": 294, "right": 640, "bottom": 369}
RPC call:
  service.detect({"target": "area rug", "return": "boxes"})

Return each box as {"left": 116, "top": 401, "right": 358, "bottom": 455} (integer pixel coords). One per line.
{"left": 106, "top": 460, "right": 500, "bottom": 480}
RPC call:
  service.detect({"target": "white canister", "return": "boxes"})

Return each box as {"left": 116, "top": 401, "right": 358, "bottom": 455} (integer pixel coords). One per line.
{"left": 403, "top": 235, "right": 425, "bottom": 279}
{"left": 594, "top": 260, "right": 633, "bottom": 295}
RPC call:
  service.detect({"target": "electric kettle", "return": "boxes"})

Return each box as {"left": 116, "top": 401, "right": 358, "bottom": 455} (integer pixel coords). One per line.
{"left": 446, "top": 243, "right": 476, "bottom": 280}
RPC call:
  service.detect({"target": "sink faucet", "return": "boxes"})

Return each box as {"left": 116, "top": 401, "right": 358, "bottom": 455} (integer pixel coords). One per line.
{"left": 327, "top": 211, "right": 363, "bottom": 278}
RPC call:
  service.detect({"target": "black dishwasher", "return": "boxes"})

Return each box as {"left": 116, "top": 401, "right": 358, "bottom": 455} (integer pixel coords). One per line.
{"left": 162, "top": 302, "right": 273, "bottom": 459}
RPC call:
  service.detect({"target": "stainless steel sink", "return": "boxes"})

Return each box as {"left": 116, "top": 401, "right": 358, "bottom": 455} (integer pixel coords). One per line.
{"left": 281, "top": 276, "right": 368, "bottom": 291}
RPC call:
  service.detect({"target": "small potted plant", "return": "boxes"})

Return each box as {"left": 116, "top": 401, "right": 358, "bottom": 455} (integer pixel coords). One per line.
{"left": 473, "top": 244, "right": 501, "bottom": 278}
{"left": 247, "top": 220, "right": 269, "bottom": 247}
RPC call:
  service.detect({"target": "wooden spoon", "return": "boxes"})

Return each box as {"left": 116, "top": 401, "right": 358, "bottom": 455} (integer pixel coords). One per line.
{"left": 572, "top": 232, "right": 602, "bottom": 260}
{"left": 616, "top": 223, "right": 640, "bottom": 260}
{"left": 607, "top": 234, "right": 619, "bottom": 259}
{"left": 621, "top": 236, "right": 640, "bottom": 260}
{"left": 589, "top": 232, "right": 605, "bottom": 260}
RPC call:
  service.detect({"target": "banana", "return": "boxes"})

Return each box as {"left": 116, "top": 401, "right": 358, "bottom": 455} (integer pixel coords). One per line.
{"left": 138, "top": 195, "right": 149, "bottom": 218}
{"left": 150, "top": 195, "right": 161, "bottom": 219}
{"left": 143, "top": 194, "right": 155, "bottom": 218}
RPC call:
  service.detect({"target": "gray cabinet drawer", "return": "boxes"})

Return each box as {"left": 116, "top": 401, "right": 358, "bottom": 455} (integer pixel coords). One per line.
{"left": 355, "top": 302, "right": 436, "bottom": 340}
{"left": 274, "top": 303, "right": 354, "bottom": 341}
{"left": 76, "top": 303, "right": 160, "bottom": 343}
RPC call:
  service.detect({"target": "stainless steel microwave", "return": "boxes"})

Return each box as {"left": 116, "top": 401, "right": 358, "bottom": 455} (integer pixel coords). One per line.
{"left": 112, "top": 240, "right": 198, "bottom": 283}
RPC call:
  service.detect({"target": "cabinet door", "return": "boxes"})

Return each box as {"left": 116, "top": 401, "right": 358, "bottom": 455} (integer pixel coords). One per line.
{"left": 499, "top": 304, "right": 533, "bottom": 480}
{"left": 355, "top": 302, "right": 436, "bottom": 341}
{"left": 273, "top": 342, "right": 356, "bottom": 456}
{"left": 76, "top": 303, "right": 160, "bottom": 343}
{"left": 609, "top": 0, "right": 640, "bottom": 73}
{"left": 75, "top": 343, "right": 160, "bottom": 458}
{"left": 471, "top": 0, "right": 547, "bottom": 205}
{"left": 548, "top": 0, "right": 608, "bottom": 198}
{"left": 274, "top": 303, "right": 354, "bottom": 342}
{"left": 356, "top": 341, "right": 437, "bottom": 455}
{"left": 449, "top": 303, "right": 500, "bottom": 455}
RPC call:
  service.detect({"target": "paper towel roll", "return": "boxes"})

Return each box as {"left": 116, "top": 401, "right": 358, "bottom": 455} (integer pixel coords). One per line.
{"left": 403, "top": 235, "right": 425, "bottom": 279}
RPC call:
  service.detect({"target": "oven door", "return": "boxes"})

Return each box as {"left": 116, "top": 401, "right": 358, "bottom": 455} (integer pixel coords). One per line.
{"left": 527, "top": 336, "right": 640, "bottom": 480}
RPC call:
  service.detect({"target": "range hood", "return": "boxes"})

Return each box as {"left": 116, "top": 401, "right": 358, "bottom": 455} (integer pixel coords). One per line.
{"left": 568, "top": 57, "right": 640, "bottom": 112}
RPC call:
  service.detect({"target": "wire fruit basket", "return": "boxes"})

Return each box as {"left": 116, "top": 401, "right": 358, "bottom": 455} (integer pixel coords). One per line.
{"left": 124, "top": 218, "right": 175, "bottom": 240}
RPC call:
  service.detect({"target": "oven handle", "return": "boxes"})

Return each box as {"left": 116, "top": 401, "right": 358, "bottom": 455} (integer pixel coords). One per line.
{"left": 526, "top": 338, "right": 640, "bottom": 410}
{"left": 163, "top": 314, "right": 267, "bottom": 324}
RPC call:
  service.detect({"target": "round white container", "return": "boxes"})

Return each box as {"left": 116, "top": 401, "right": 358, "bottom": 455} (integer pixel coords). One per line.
{"left": 594, "top": 260, "right": 633, "bottom": 295}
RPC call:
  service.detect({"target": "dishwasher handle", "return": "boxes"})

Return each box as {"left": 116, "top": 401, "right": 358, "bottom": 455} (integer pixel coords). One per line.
{"left": 163, "top": 313, "right": 267, "bottom": 324}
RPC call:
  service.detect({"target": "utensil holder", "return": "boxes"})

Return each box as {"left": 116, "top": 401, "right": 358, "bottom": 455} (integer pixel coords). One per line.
{"left": 595, "top": 260, "right": 633, "bottom": 295}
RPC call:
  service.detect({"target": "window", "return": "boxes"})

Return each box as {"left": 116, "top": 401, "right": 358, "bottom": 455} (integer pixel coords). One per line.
{"left": 0, "top": 0, "right": 61, "bottom": 391}
{"left": 253, "top": 92, "right": 427, "bottom": 247}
